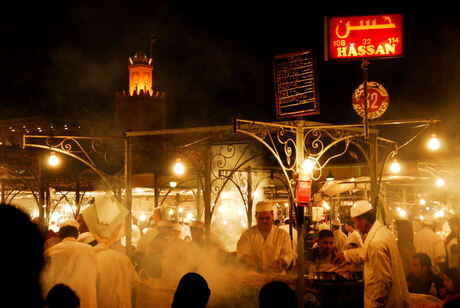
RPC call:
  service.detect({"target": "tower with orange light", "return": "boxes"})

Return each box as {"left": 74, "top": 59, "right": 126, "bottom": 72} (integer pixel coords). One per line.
{"left": 115, "top": 50, "right": 166, "bottom": 132}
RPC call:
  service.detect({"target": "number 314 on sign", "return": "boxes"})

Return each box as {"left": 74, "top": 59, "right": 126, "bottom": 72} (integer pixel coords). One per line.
{"left": 352, "top": 81, "right": 389, "bottom": 120}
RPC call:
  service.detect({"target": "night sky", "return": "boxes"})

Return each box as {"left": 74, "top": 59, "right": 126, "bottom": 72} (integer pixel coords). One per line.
{"left": 1, "top": 2, "right": 459, "bottom": 156}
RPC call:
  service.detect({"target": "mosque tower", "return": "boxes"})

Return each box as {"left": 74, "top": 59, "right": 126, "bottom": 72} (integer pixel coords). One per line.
{"left": 114, "top": 49, "right": 166, "bottom": 132}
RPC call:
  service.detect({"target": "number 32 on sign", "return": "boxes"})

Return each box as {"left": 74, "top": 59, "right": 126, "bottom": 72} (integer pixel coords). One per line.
{"left": 352, "top": 81, "right": 389, "bottom": 119}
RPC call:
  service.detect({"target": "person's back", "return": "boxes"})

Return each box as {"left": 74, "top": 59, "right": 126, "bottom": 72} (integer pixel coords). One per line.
{"left": 414, "top": 224, "right": 446, "bottom": 274}
{"left": 171, "top": 272, "right": 210, "bottom": 308}
{"left": 0, "top": 204, "right": 45, "bottom": 308}
{"left": 94, "top": 243, "right": 140, "bottom": 308}
{"left": 42, "top": 225, "right": 97, "bottom": 308}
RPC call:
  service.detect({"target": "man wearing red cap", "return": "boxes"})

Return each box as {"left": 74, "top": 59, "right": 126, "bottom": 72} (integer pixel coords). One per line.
{"left": 236, "top": 201, "right": 294, "bottom": 273}
{"left": 333, "top": 200, "right": 409, "bottom": 307}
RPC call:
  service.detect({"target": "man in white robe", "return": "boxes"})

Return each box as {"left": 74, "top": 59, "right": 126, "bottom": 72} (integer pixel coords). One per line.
{"left": 94, "top": 241, "right": 140, "bottom": 308}
{"left": 344, "top": 219, "right": 363, "bottom": 249}
{"left": 331, "top": 219, "right": 347, "bottom": 252}
{"left": 41, "top": 220, "right": 97, "bottom": 308}
{"left": 333, "top": 200, "right": 409, "bottom": 308}
{"left": 414, "top": 219, "right": 446, "bottom": 274}
{"left": 236, "top": 201, "right": 294, "bottom": 273}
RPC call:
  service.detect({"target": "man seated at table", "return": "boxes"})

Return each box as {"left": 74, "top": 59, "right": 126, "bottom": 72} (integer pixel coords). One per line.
{"left": 406, "top": 252, "right": 444, "bottom": 297}
{"left": 305, "top": 229, "right": 340, "bottom": 273}
{"left": 236, "top": 201, "right": 294, "bottom": 273}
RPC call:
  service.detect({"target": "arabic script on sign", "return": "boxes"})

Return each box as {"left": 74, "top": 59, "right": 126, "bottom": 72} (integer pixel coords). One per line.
{"left": 326, "top": 14, "right": 403, "bottom": 60}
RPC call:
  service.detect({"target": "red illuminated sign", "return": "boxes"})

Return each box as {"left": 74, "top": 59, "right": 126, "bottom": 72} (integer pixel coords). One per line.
{"left": 325, "top": 14, "right": 403, "bottom": 60}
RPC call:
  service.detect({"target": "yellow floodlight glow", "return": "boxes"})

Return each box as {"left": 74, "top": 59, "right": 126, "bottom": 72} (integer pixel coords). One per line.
{"left": 399, "top": 209, "right": 407, "bottom": 218}
{"left": 301, "top": 157, "right": 315, "bottom": 175}
{"left": 436, "top": 178, "right": 445, "bottom": 187}
{"left": 428, "top": 134, "right": 440, "bottom": 151}
{"left": 435, "top": 210, "right": 444, "bottom": 218}
{"left": 419, "top": 199, "right": 426, "bottom": 206}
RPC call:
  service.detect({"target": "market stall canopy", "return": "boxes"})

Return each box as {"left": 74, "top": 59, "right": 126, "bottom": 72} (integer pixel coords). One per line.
{"left": 318, "top": 176, "right": 369, "bottom": 197}
{"left": 318, "top": 175, "right": 433, "bottom": 197}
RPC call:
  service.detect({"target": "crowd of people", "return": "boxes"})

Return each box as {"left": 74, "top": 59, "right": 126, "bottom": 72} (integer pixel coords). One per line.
{"left": 2, "top": 199, "right": 460, "bottom": 307}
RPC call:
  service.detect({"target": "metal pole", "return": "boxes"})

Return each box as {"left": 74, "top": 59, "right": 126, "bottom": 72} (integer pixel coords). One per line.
{"left": 296, "top": 125, "right": 305, "bottom": 308}
{"left": 247, "top": 166, "right": 253, "bottom": 228}
{"left": 38, "top": 156, "right": 46, "bottom": 225}
{"left": 124, "top": 135, "right": 133, "bottom": 258}
{"left": 154, "top": 173, "right": 159, "bottom": 208}
{"left": 204, "top": 144, "right": 212, "bottom": 243}
{"left": 362, "top": 60, "right": 370, "bottom": 140}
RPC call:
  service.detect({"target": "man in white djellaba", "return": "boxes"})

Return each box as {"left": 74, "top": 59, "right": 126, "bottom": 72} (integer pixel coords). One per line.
{"left": 333, "top": 200, "right": 409, "bottom": 308}
{"left": 92, "top": 234, "right": 140, "bottom": 308}
{"left": 41, "top": 220, "right": 97, "bottom": 308}
{"left": 236, "top": 201, "right": 294, "bottom": 273}
{"left": 413, "top": 218, "right": 446, "bottom": 275}
{"left": 344, "top": 218, "right": 363, "bottom": 249}
{"left": 331, "top": 218, "right": 347, "bottom": 252}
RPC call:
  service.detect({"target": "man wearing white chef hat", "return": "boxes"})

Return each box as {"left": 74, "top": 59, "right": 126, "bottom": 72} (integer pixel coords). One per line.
{"left": 236, "top": 200, "right": 294, "bottom": 273}
{"left": 333, "top": 200, "right": 409, "bottom": 307}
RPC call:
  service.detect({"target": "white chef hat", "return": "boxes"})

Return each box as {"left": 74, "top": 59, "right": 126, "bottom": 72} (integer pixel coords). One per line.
{"left": 255, "top": 201, "right": 273, "bottom": 212}
{"left": 351, "top": 200, "right": 373, "bottom": 217}
{"left": 60, "top": 219, "right": 80, "bottom": 229}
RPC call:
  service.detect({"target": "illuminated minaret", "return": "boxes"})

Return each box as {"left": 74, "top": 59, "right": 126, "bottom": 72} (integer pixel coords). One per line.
{"left": 128, "top": 51, "right": 153, "bottom": 96}
{"left": 115, "top": 49, "right": 166, "bottom": 132}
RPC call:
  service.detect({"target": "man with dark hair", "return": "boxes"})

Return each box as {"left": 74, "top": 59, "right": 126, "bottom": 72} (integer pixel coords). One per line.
{"left": 406, "top": 252, "right": 443, "bottom": 296}
{"left": 259, "top": 281, "right": 298, "bottom": 308}
{"left": 333, "top": 200, "right": 409, "bottom": 307}
{"left": 305, "top": 229, "right": 338, "bottom": 272}
{"left": 344, "top": 218, "right": 363, "bottom": 249}
{"left": 42, "top": 220, "right": 97, "bottom": 308}
{"left": 414, "top": 218, "right": 446, "bottom": 274}
{"left": 46, "top": 283, "right": 80, "bottom": 308}
{"left": 171, "top": 272, "right": 210, "bottom": 308}
{"left": 1, "top": 204, "right": 45, "bottom": 307}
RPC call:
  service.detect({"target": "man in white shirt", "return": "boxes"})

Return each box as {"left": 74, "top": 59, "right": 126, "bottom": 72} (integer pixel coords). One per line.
{"left": 333, "top": 200, "right": 409, "bottom": 307}
{"left": 344, "top": 219, "right": 363, "bottom": 249}
{"left": 94, "top": 241, "right": 140, "bottom": 308}
{"left": 42, "top": 220, "right": 98, "bottom": 308}
{"left": 236, "top": 201, "right": 294, "bottom": 273}
{"left": 414, "top": 218, "right": 446, "bottom": 274}
{"left": 331, "top": 219, "right": 347, "bottom": 252}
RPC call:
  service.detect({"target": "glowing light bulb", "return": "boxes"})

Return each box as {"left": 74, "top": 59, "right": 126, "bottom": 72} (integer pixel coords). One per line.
{"left": 428, "top": 134, "right": 440, "bottom": 151}
{"left": 390, "top": 159, "right": 401, "bottom": 174}
{"left": 173, "top": 159, "right": 185, "bottom": 175}
{"left": 48, "top": 152, "right": 59, "bottom": 167}
{"left": 419, "top": 199, "right": 426, "bottom": 206}
{"left": 301, "top": 157, "right": 315, "bottom": 175}
{"left": 139, "top": 213, "right": 146, "bottom": 221}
